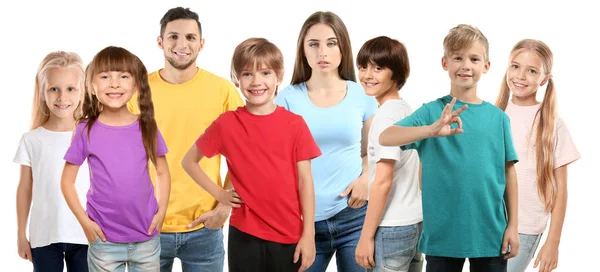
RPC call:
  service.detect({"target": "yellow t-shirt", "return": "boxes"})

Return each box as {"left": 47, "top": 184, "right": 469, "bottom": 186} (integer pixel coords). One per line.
{"left": 128, "top": 68, "right": 243, "bottom": 232}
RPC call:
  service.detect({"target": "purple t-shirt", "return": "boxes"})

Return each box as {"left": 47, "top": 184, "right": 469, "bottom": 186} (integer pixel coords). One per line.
{"left": 64, "top": 119, "right": 167, "bottom": 243}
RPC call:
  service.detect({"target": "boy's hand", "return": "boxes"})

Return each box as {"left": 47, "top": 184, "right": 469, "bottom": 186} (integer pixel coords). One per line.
{"left": 294, "top": 234, "right": 316, "bottom": 272}
{"left": 217, "top": 188, "right": 244, "bottom": 208}
{"left": 502, "top": 224, "right": 519, "bottom": 259}
{"left": 147, "top": 210, "right": 167, "bottom": 234}
{"left": 340, "top": 174, "right": 368, "bottom": 208}
{"left": 84, "top": 219, "right": 106, "bottom": 243}
{"left": 188, "top": 203, "right": 231, "bottom": 229}
{"left": 17, "top": 237, "right": 32, "bottom": 261}
{"left": 355, "top": 235, "right": 375, "bottom": 269}
{"left": 431, "top": 97, "right": 468, "bottom": 137}
{"left": 533, "top": 241, "right": 559, "bottom": 272}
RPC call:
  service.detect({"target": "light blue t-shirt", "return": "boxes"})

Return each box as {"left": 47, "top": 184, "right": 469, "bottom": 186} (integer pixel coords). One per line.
{"left": 275, "top": 81, "right": 377, "bottom": 220}
{"left": 397, "top": 95, "right": 518, "bottom": 258}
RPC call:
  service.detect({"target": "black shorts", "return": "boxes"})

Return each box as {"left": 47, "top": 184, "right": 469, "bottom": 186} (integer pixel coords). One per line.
{"left": 228, "top": 226, "right": 302, "bottom": 272}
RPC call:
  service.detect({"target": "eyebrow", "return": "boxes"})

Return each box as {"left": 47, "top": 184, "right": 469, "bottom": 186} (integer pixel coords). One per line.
{"left": 307, "top": 37, "right": 338, "bottom": 42}
{"left": 511, "top": 60, "right": 540, "bottom": 70}
{"left": 166, "top": 32, "right": 198, "bottom": 36}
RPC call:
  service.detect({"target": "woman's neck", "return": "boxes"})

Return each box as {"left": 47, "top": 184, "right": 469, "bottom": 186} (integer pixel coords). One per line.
{"left": 306, "top": 70, "right": 345, "bottom": 93}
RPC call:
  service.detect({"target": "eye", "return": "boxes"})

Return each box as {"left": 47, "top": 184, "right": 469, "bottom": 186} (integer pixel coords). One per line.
{"left": 262, "top": 71, "right": 272, "bottom": 76}
{"left": 375, "top": 66, "right": 383, "bottom": 71}
{"left": 169, "top": 35, "right": 178, "bottom": 40}
{"left": 357, "top": 66, "right": 366, "bottom": 71}
{"left": 308, "top": 42, "right": 318, "bottom": 48}
{"left": 100, "top": 75, "right": 109, "bottom": 79}
{"left": 471, "top": 58, "right": 480, "bottom": 62}
{"left": 327, "top": 41, "right": 337, "bottom": 47}
{"left": 49, "top": 87, "right": 58, "bottom": 92}
{"left": 528, "top": 69, "right": 537, "bottom": 74}
{"left": 454, "top": 56, "right": 462, "bottom": 61}
{"left": 242, "top": 72, "right": 252, "bottom": 77}
{"left": 187, "top": 35, "right": 195, "bottom": 41}
{"left": 67, "top": 87, "right": 76, "bottom": 92}
{"left": 121, "top": 75, "right": 129, "bottom": 79}
{"left": 511, "top": 64, "right": 519, "bottom": 69}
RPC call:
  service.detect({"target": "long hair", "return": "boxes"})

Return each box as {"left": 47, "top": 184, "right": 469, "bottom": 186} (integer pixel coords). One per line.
{"left": 495, "top": 39, "right": 557, "bottom": 211}
{"left": 83, "top": 46, "right": 159, "bottom": 165}
{"left": 290, "top": 11, "right": 355, "bottom": 85}
{"left": 31, "top": 51, "right": 85, "bottom": 130}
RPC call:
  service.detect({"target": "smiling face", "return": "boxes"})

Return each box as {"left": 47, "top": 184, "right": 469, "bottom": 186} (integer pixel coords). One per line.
{"left": 442, "top": 41, "right": 490, "bottom": 90}
{"left": 238, "top": 63, "right": 281, "bottom": 108}
{"left": 506, "top": 49, "right": 549, "bottom": 102}
{"left": 303, "top": 23, "right": 342, "bottom": 73}
{"left": 43, "top": 67, "right": 82, "bottom": 120}
{"left": 359, "top": 63, "right": 397, "bottom": 99}
{"left": 158, "top": 19, "right": 204, "bottom": 70}
{"left": 92, "top": 71, "right": 136, "bottom": 110}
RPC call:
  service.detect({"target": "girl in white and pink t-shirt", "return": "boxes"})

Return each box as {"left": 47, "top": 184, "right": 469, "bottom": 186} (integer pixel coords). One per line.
{"left": 495, "top": 39, "right": 580, "bottom": 272}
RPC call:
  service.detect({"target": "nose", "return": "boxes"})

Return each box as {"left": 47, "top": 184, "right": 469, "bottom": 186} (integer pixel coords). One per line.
{"left": 110, "top": 77, "right": 120, "bottom": 88}
{"left": 516, "top": 68, "right": 526, "bottom": 79}
{"left": 176, "top": 37, "right": 187, "bottom": 49}
{"left": 364, "top": 67, "right": 374, "bottom": 79}
{"left": 58, "top": 89, "right": 68, "bottom": 101}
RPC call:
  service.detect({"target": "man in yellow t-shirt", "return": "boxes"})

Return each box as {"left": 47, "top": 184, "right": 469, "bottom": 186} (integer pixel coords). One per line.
{"left": 128, "top": 7, "right": 243, "bottom": 272}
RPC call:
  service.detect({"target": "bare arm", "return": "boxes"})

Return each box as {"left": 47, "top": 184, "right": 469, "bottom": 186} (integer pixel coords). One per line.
{"left": 294, "top": 159, "right": 316, "bottom": 271}
{"left": 146, "top": 156, "right": 171, "bottom": 234}
{"left": 16, "top": 165, "right": 32, "bottom": 242}
{"left": 502, "top": 161, "right": 519, "bottom": 259}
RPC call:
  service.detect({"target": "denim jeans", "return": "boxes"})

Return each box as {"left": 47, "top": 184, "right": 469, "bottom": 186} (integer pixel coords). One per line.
{"left": 307, "top": 204, "right": 367, "bottom": 272}
{"left": 159, "top": 227, "right": 225, "bottom": 272}
{"left": 87, "top": 235, "right": 160, "bottom": 272}
{"left": 369, "top": 222, "right": 423, "bottom": 272}
{"left": 31, "top": 243, "right": 88, "bottom": 272}
{"left": 507, "top": 233, "right": 543, "bottom": 272}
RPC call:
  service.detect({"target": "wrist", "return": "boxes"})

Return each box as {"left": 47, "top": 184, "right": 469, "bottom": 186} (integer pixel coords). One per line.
{"left": 545, "top": 237, "right": 560, "bottom": 246}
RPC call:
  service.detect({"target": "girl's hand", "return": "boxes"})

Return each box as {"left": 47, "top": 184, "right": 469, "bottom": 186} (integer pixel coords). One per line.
{"left": 147, "top": 210, "right": 167, "bottom": 234}
{"left": 84, "top": 219, "right": 106, "bottom": 243}
{"left": 502, "top": 224, "right": 519, "bottom": 259}
{"left": 17, "top": 237, "right": 32, "bottom": 261}
{"left": 340, "top": 174, "right": 368, "bottom": 208}
{"left": 431, "top": 97, "right": 468, "bottom": 137}
{"left": 533, "top": 242, "right": 559, "bottom": 272}
{"left": 294, "top": 234, "right": 316, "bottom": 272}
{"left": 217, "top": 188, "right": 244, "bottom": 208}
{"left": 355, "top": 235, "right": 375, "bottom": 269}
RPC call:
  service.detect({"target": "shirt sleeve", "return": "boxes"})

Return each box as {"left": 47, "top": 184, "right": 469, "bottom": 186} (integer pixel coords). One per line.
{"left": 64, "top": 123, "right": 88, "bottom": 166}
{"left": 295, "top": 117, "right": 322, "bottom": 162}
{"left": 223, "top": 82, "right": 244, "bottom": 112}
{"left": 196, "top": 115, "right": 224, "bottom": 159}
{"left": 375, "top": 108, "right": 403, "bottom": 162}
{"left": 13, "top": 134, "right": 31, "bottom": 166}
{"left": 156, "top": 128, "right": 168, "bottom": 157}
{"left": 503, "top": 113, "right": 519, "bottom": 163}
{"left": 396, "top": 104, "right": 430, "bottom": 151}
{"left": 553, "top": 118, "right": 580, "bottom": 168}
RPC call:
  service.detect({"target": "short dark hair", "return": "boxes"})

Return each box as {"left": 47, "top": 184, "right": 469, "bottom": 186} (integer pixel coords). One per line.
{"left": 159, "top": 7, "right": 202, "bottom": 37}
{"left": 356, "top": 36, "right": 410, "bottom": 90}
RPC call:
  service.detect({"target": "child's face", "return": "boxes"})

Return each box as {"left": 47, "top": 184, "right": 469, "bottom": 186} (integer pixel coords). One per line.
{"left": 159, "top": 19, "right": 204, "bottom": 71}
{"left": 44, "top": 67, "right": 82, "bottom": 120}
{"left": 92, "top": 71, "right": 136, "bottom": 110}
{"left": 359, "top": 63, "right": 396, "bottom": 98}
{"left": 304, "top": 23, "right": 342, "bottom": 73}
{"left": 442, "top": 42, "right": 490, "bottom": 90}
{"left": 238, "top": 64, "right": 281, "bottom": 107}
{"left": 506, "top": 49, "right": 548, "bottom": 100}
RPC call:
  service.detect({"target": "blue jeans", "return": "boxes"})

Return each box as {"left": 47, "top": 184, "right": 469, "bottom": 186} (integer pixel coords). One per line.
{"left": 369, "top": 222, "right": 423, "bottom": 272}
{"left": 87, "top": 235, "right": 160, "bottom": 272}
{"left": 31, "top": 243, "right": 88, "bottom": 272}
{"left": 159, "top": 227, "right": 225, "bottom": 272}
{"left": 307, "top": 204, "right": 367, "bottom": 272}
{"left": 507, "top": 233, "right": 543, "bottom": 272}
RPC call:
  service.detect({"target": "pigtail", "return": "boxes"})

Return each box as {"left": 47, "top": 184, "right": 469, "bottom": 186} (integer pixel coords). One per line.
{"left": 135, "top": 59, "right": 158, "bottom": 165}
{"left": 534, "top": 77, "right": 557, "bottom": 211}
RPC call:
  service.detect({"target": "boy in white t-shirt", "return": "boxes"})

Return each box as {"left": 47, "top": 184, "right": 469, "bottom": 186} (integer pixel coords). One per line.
{"left": 354, "top": 36, "right": 423, "bottom": 272}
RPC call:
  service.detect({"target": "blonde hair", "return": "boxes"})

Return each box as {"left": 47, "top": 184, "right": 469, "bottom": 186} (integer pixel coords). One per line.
{"left": 31, "top": 51, "right": 85, "bottom": 130}
{"left": 495, "top": 39, "right": 557, "bottom": 211}
{"left": 443, "top": 24, "right": 489, "bottom": 61}
{"left": 83, "top": 46, "right": 159, "bottom": 165}
{"left": 231, "top": 38, "right": 284, "bottom": 95}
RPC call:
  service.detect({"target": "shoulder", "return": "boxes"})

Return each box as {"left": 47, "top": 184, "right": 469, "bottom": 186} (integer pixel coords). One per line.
{"left": 279, "top": 83, "right": 305, "bottom": 97}
{"left": 199, "top": 69, "right": 233, "bottom": 86}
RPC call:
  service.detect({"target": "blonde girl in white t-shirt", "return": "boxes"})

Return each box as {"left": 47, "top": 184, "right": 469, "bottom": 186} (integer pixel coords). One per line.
{"left": 14, "top": 51, "right": 90, "bottom": 271}
{"left": 495, "top": 39, "right": 580, "bottom": 272}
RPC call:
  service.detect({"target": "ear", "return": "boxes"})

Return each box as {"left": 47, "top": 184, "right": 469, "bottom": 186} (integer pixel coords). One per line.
{"left": 199, "top": 38, "right": 205, "bottom": 53}
{"left": 540, "top": 73, "right": 552, "bottom": 86}
{"left": 483, "top": 60, "right": 491, "bottom": 74}
{"left": 441, "top": 56, "right": 448, "bottom": 71}
{"left": 234, "top": 82, "right": 239, "bottom": 88}
{"left": 157, "top": 36, "right": 163, "bottom": 49}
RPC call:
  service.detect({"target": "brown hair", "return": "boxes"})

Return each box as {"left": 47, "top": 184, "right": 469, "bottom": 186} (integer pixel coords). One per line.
{"left": 230, "top": 37, "right": 284, "bottom": 90}
{"left": 82, "top": 46, "right": 159, "bottom": 165}
{"left": 159, "top": 7, "right": 202, "bottom": 38}
{"left": 290, "top": 11, "right": 355, "bottom": 84}
{"left": 356, "top": 36, "right": 410, "bottom": 91}
{"left": 443, "top": 24, "right": 489, "bottom": 61}
{"left": 495, "top": 39, "right": 557, "bottom": 211}
{"left": 31, "top": 51, "right": 85, "bottom": 130}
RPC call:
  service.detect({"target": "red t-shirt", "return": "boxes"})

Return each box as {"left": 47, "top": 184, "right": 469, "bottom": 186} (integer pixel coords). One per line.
{"left": 196, "top": 106, "right": 321, "bottom": 244}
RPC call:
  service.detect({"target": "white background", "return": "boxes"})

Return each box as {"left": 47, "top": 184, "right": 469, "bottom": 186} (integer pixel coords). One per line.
{"left": 1, "top": 0, "right": 597, "bottom": 271}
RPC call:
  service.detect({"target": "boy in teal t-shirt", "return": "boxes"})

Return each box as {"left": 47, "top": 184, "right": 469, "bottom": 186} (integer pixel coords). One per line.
{"left": 380, "top": 24, "right": 519, "bottom": 271}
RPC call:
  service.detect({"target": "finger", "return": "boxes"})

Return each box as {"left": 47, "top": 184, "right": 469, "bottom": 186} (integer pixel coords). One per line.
{"left": 501, "top": 238, "right": 508, "bottom": 254}
{"left": 447, "top": 97, "right": 457, "bottom": 113}
{"left": 340, "top": 184, "right": 353, "bottom": 197}
{"left": 293, "top": 246, "right": 301, "bottom": 263}
{"left": 368, "top": 254, "right": 375, "bottom": 267}
{"left": 300, "top": 253, "right": 310, "bottom": 271}
{"left": 147, "top": 220, "right": 158, "bottom": 235}
{"left": 452, "top": 104, "right": 468, "bottom": 116}
{"left": 455, "top": 116, "right": 463, "bottom": 130}
{"left": 229, "top": 201, "right": 241, "bottom": 208}
{"left": 27, "top": 252, "right": 32, "bottom": 262}
{"left": 188, "top": 214, "right": 208, "bottom": 228}
{"left": 97, "top": 229, "right": 107, "bottom": 242}
{"left": 232, "top": 192, "right": 245, "bottom": 203}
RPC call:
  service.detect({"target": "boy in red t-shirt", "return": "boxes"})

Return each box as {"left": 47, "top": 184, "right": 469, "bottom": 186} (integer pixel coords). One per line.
{"left": 182, "top": 37, "right": 321, "bottom": 272}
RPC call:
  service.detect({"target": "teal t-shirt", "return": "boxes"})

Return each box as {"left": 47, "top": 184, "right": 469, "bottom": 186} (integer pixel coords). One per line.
{"left": 396, "top": 95, "right": 518, "bottom": 258}
{"left": 275, "top": 81, "right": 377, "bottom": 220}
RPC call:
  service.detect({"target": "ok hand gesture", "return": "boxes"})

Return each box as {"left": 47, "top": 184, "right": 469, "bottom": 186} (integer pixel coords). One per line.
{"left": 431, "top": 97, "right": 468, "bottom": 137}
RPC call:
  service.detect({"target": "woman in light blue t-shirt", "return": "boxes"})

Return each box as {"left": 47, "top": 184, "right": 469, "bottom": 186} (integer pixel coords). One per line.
{"left": 275, "top": 11, "right": 377, "bottom": 272}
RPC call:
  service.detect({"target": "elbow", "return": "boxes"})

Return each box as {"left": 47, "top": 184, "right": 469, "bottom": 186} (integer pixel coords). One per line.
{"left": 379, "top": 131, "right": 391, "bottom": 146}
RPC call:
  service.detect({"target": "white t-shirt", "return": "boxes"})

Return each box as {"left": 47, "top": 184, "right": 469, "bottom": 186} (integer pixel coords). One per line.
{"left": 506, "top": 100, "right": 580, "bottom": 234}
{"left": 14, "top": 126, "right": 89, "bottom": 248}
{"left": 367, "top": 99, "right": 422, "bottom": 226}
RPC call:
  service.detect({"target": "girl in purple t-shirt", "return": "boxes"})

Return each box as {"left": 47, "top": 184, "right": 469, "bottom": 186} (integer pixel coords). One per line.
{"left": 61, "top": 46, "right": 171, "bottom": 271}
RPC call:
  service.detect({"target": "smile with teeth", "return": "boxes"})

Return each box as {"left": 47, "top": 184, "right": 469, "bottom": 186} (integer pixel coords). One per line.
{"left": 54, "top": 104, "right": 71, "bottom": 110}
{"left": 364, "top": 82, "right": 378, "bottom": 87}
{"left": 173, "top": 52, "right": 190, "bottom": 56}
{"left": 458, "top": 74, "right": 471, "bottom": 78}
{"left": 513, "top": 81, "right": 527, "bottom": 88}
{"left": 248, "top": 89, "right": 266, "bottom": 96}
{"left": 106, "top": 93, "right": 124, "bottom": 99}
